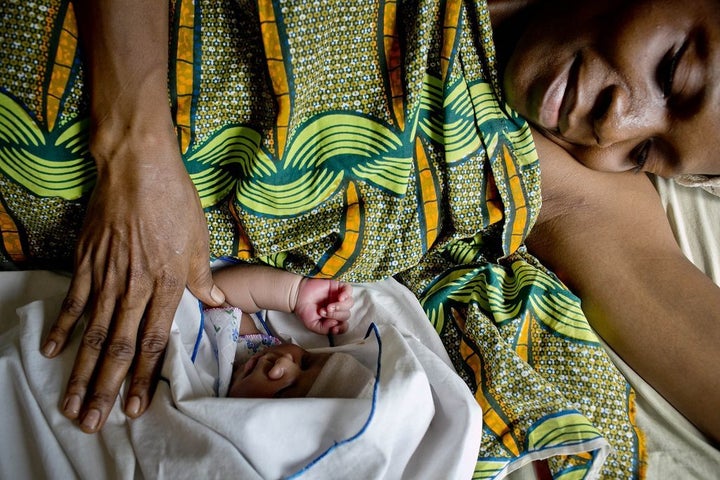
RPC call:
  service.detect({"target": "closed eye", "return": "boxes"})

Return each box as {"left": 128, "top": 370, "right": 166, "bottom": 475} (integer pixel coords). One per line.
{"left": 630, "top": 139, "right": 653, "bottom": 173}
{"left": 300, "top": 353, "right": 310, "bottom": 370}
{"left": 659, "top": 41, "right": 688, "bottom": 98}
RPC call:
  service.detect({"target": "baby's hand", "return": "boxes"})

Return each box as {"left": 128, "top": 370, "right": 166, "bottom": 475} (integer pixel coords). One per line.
{"left": 294, "top": 279, "right": 353, "bottom": 335}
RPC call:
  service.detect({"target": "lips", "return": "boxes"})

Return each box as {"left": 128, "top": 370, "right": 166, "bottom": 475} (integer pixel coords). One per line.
{"left": 538, "top": 54, "right": 580, "bottom": 132}
{"left": 241, "top": 354, "right": 261, "bottom": 378}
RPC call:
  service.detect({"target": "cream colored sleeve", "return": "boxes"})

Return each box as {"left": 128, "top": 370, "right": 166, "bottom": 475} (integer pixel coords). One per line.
{"left": 212, "top": 264, "right": 302, "bottom": 314}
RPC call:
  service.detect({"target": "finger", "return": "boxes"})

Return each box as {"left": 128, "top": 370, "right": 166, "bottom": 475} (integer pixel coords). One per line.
{"left": 61, "top": 284, "right": 116, "bottom": 422}
{"left": 72, "top": 247, "right": 134, "bottom": 432}
{"left": 187, "top": 247, "right": 225, "bottom": 307}
{"left": 269, "top": 355, "right": 295, "bottom": 379}
{"left": 337, "top": 283, "right": 353, "bottom": 302}
{"left": 124, "top": 283, "right": 181, "bottom": 418}
{"left": 320, "top": 304, "right": 351, "bottom": 321}
{"left": 329, "top": 279, "right": 340, "bottom": 301}
{"left": 78, "top": 291, "right": 148, "bottom": 433}
{"left": 42, "top": 258, "right": 92, "bottom": 358}
{"left": 331, "top": 322, "right": 348, "bottom": 335}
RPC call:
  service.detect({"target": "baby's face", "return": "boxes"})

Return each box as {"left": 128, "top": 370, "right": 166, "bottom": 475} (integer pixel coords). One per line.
{"left": 228, "top": 344, "right": 330, "bottom": 398}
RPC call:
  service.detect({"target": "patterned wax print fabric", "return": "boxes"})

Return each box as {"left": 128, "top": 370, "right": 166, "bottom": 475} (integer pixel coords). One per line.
{"left": 0, "top": 0, "right": 645, "bottom": 478}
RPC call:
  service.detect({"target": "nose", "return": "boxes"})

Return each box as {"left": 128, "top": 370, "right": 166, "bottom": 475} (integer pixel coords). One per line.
{"left": 590, "top": 84, "right": 665, "bottom": 148}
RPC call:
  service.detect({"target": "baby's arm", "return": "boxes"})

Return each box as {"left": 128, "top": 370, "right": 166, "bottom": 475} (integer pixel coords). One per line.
{"left": 212, "top": 264, "right": 304, "bottom": 313}
{"left": 212, "top": 264, "right": 353, "bottom": 335}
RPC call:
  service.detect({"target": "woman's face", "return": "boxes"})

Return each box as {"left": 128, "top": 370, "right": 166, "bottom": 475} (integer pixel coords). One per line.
{"left": 503, "top": 0, "right": 720, "bottom": 177}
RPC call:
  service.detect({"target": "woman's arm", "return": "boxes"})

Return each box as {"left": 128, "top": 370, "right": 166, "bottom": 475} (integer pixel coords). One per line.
{"left": 528, "top": 132, "right": 720, "bottom": 444}
{"left": 40, "top": 0, "right": 225, "bottom": 434}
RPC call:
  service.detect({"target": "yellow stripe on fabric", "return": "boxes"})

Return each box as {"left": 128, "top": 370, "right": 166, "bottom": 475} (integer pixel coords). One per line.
{"left": 285, "top": 115, "right": 403, "bottom": 170}
{"left": 175, "top": 0, "right": 196, "bottom": 153}
{"left": 440, "top": 0, "right": 462, "bottom": 80}
{"left": 459, "top": 328, "right": 520, "bottom": 457}
{"left": 442, "top": 78, "right": 483, "bottom": 164}
{"left": 382, "top": 0, "right": 405, "bottom": 130}
{"left": 228, "top": 200, "right": 254, "bottom": 260}
{"left": 259, "top": 0, "right": 290, "bottom": 158}
{"left": 46, "top": 2, "right": 77, "bottom": 132}
{"left": 527, "top": 413, "right": 602, "bottom": 449}
{"left": 484, "top": 174, "right": 504, "bottom": 226}
{"left": 0, "top": 201, "right": 27, "bottom": 263}
{"left": 514, "top": 312, "right": 532, "bottom": 362}
{"left": 501, "top": 144, "right": 528, "bottom": 254}
{"left": 236, "top": 170, "right": 343, "bottom": 216}
{"left": 629, "top": 388, "right": 649, "bottom": 480}
{"left": 473, "top": 460, "right": 506, "bottom": 480}
{"left": 505, "top": 122, "right": 538, "bottom": 168}
{"left": 0, "top": 147, "right": 93, "bottom": 199}
{"left": 415, "top": 137, "right": 440, "bottom": 250}
{"left": 0, "top": 95, "right": 43, "bottom": 147}
{"left": 316, "top": 181, "right": 363, "bottom": 278}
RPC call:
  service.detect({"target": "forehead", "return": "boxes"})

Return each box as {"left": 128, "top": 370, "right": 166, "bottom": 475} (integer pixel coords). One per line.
{"left": 528, "top": 0, "right": 719, "bottom": 40}
{"left": 268, "top": 343, "right": 305, "bottom": 355}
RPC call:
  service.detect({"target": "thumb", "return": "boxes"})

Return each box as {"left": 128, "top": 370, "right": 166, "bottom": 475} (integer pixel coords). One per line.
{"left": 187, "top": 256, "right": 225, "bottom": 307}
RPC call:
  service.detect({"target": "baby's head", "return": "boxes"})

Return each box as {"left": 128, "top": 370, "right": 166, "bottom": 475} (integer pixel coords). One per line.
{"left": 227, "top": 343, "right": 374, "bottom": 399}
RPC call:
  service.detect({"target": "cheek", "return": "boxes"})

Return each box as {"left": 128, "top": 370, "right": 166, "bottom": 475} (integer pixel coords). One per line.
{"left": 680, "top": 137, "right": 720, "bottom": 175}
{"left": 680, "top": 113, "right": 720, "bottom": 175}
{"left": 567, "top": 144, "right": 633, "bottom": 173}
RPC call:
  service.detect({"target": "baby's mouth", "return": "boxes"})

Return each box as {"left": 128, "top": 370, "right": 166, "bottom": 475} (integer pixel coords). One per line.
{"left": 240, "top": 354, "right": 261, "bottom": 379}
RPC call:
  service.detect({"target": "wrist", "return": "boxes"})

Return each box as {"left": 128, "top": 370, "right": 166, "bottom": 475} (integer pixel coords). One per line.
{"left": 291, "top": 277, "right": 306, "bottom": 313}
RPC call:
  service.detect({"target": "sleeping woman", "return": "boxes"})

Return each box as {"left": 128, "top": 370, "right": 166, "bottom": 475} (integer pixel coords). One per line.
{"left": 498, "top": 0, "right": 720, "bottom": 180}
{"left": 496, "top": 0, "right": 720, "bottom": 438}
{"left": 0, "top": 0, "right": 718, "bottom": 476}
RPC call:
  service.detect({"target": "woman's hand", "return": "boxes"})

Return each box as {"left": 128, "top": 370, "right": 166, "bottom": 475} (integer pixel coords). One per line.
{"left": 37, "top": 0, "right": 228, "bottom": 434}
{"left": 294, "top": 279, "right": 354, "bottom": 335}
{"left": 41, "top": 131, "right": 225, "bottom": 434}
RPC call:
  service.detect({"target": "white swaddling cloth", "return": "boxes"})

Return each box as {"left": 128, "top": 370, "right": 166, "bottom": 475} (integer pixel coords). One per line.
{"left": 0, "top": 273, "right": 483, "bottom": 480}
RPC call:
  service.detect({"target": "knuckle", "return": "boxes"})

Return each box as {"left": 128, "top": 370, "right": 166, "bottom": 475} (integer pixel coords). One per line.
{"left": 130, "top": 375, "right": 153, "bottom": 391}
{"left": 82, "top": 326, "right": 108, "bottom": 351}
{"left": 125, "top": 267, "right": 151, "bottom": 296}
{"left": 106, "top": 338, "right": 136, "bottom": 361}
{"left": 88, "top": 390, "right": 118, "bottom": 408}
{"left": 66, "top": 374, "right": 90, "bottom": 392}
{"left": 157, "top": 269, "right": 181, "bottom": 291}
{"left": 140, "top": 332, "right": 168, "bottom": 355}
{"left": 61, "top": 296, "right": 87, "bottom": 317}
{"left": 48, "top": 323, "right": 71, "bottom": 340}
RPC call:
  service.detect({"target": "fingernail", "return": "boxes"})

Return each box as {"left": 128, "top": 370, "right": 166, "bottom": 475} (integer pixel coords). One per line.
{"left": 81, "top": 409, "right": 101, "bottom": 432}
{"left": 126, "top": 396, "right": 141, "bottom": 417}
{"left": 211, "top": 285, "right": 225, "bottom": 305}
{"left": 42, "top": 341, "right": 57, "bottom": 357}
{"left": 63, "top": 395, "right": 82, "bottom": 417}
